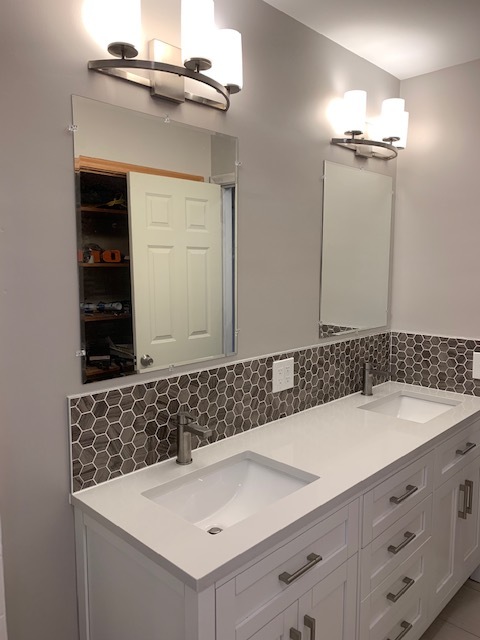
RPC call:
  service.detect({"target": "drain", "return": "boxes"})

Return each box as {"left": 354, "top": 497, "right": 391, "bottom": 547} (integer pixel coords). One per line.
{"left": 207, "top": 526, "right": 223, "bottom": 535}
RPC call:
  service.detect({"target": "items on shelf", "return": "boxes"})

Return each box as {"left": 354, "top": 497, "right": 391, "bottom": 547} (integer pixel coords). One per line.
{"left": 78, "top": 243, "right": 128, "bottom": 264}
{"left": 80, "top": 301, "right": 131, "bottom": 315}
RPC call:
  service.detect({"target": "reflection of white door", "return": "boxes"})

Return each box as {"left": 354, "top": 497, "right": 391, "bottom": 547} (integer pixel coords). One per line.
{"left": 128, "top": 173, "right": 223, "bottom": 372}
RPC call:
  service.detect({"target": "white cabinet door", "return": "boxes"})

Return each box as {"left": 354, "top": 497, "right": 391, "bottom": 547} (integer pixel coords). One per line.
{"left": 431, "top": 468, "right": 463, "bottom": 617}
{"left": 457, "top": 456, "right": 480, "bottom": 578}
{"left": 128, "top": 172, "right": 223, "bottom": 372}
{"left": 243, "top": 604, "right": 298, "bottom": 640}
{"left": 297, "top": 556, "right": 358, "bottom": 640}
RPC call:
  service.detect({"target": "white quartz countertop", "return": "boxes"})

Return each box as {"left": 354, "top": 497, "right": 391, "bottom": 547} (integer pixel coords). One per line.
{"left": 71, "top": 382, "right": 480, "bottom": 590}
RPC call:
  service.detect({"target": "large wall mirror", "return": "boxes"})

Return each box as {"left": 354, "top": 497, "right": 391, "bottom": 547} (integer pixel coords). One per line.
{"left": 72, "top": 96, "right": 238, "bottom": 383}
{"left": 319, "top": 162, "right": 393, "bottom": 339}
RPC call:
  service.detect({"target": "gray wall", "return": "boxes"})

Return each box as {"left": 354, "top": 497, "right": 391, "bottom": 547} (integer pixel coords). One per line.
{"left": 392, "top": 58, "right": 480, "bottom": 339}
{"left": 0, "top": 1, "right": 398, "bottom": 638}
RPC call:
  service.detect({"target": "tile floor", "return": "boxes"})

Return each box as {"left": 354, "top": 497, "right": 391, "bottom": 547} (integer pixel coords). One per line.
{"left": 421, "top": 580, "right": 480, "bottom": 639}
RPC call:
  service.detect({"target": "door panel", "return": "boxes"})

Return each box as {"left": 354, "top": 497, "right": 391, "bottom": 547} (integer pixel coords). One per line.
{"left": 298, "top": 556, "right": 357, "bottom": 640}
{"left": 243, "top": 603, "right": 298, "bottom": 640}
{"left": 431, "top": 469, "right": 462, "bottom": 616}
{"left": 128, "top": 173, "right": 223, "bottom": 371}
{"left": 458, "top": 457, "right": 480, "bottom": 576}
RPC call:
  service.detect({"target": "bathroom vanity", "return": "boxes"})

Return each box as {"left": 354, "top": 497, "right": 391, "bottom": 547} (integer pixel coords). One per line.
{"left": 71, "top": 382, "right": 480, "bottom": 640}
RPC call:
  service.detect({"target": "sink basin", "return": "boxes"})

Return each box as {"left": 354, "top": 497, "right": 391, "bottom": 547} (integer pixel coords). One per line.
{"left": 360, "top": 391, "right": 460, "bottom": 423}
{"left": 143, "top": 451, "right": 318, "bottom": 533}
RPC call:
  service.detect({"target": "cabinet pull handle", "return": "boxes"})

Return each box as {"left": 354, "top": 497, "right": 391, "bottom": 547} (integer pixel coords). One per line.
{"left": 387, "top": 621, "right": 413, "bottom": 640}
{"left": 386, "top": 577, "right": 415, "bottom": 602}
{"left": 459, "top": 483, "right": 468, "bottom": 519}
{"left": 388, "top": 531, "right": 416, "bottom": 555}
{"left": 390, "top": 485, "right": 418, "bottom": 505}
{"left": 456, "top": 442, "right": 477, "bottom": 456}
{"left": 279, "top": 553, "right": 322, "bottom": 585}
{"left": 290, "top": 629, "right": 302, "bottom": 640}
{"left": 304, "top": 615, "right": 316, "bottom": 640}
{"left": 466, "top": 479, "right": 474, "bottom": 515}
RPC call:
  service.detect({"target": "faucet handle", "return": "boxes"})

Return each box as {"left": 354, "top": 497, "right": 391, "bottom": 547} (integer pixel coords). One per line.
{"left": 172, "top": 411, "right": 196, "bottom": 426}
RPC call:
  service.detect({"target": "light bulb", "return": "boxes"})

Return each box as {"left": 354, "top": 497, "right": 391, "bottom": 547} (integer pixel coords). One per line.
{"left": 381, "top": 98, "right": 409, "bottom": 148}
{"left": 343, "top": 90, "right": 367, "bottom": 135}
{"left": 208, "top": 29, "right": 243, "bottom": 93}
{"left": 181, "top": 0, "right": 215, "bottom": 70}
{"left": 82, "top": 0, "right": 141, "bottom": 57}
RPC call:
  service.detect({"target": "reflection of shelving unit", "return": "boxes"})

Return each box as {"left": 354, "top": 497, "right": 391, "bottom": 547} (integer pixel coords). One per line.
{"left": 82, "top": 313, "right": 132, "bottom": 323}
{"left": 76, "top": 165, "right": 134, "bottom": 383}
{"left": 79, "top": 263, "right": 130, "bottom": 268}
{"left": 75, "top": 155, "right": 205, "bottom": 383}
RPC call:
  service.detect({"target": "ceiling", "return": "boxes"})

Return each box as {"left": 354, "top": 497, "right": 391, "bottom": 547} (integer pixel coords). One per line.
{"left": 262, "top": 0, "right": 480, "bottom": 79}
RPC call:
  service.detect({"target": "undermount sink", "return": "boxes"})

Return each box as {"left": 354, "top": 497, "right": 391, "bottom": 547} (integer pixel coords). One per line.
{"left": 360, "top": 391, "right": 460, "bottom": 423}
{"left": 143, "top": 451, "right": 318, "bottom": 534}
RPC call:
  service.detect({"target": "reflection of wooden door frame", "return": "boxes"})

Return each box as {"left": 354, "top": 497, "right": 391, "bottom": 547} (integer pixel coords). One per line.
{"left": 74, "top": 155, "right": 204, "bottom": 183}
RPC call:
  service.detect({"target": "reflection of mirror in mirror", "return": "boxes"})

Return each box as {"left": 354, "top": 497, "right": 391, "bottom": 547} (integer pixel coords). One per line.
{"left": 319, "top": 162, "right": 392, "bottom": 339}
{"left": 72, "top": 96, "right": 238, "bottom": 383}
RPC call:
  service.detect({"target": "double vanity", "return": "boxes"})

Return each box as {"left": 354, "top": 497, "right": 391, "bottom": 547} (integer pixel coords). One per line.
{"left": 71, "top": 382, "right": 480, "bottom": 640}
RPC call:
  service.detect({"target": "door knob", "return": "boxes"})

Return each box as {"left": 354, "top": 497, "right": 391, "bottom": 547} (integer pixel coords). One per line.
{"left": 140, "top": 354, "right": 154, "bottom": 367}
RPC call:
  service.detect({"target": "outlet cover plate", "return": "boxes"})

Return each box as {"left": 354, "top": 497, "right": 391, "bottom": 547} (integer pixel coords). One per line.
{"left": 272, "top": 357, "right": 294, "bottom": 393}
{"left": 473, "top": 352, "right": 480, "bottom": 380}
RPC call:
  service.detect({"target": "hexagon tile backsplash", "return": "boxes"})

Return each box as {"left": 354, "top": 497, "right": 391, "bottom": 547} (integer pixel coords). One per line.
{"left": 69, "top": 333, "right": 389, "bottom": 492}
{"left": 69, "top": 331, "right": 480, "bottom": 492}
{"left": 391, "top": 332, "right": 480, "bottom": 395}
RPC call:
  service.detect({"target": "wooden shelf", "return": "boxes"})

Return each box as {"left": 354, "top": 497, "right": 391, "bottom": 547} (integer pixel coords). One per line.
{"left": 85, "top": 362, "right": 135, "bottom": 382}
{"left": 80, "top": 206, "right": 128, "bottom": 214}
{"left": 82, "top": 313, "right": 131, "bottom": 323}
{"left": 79, "top": 262, "right": 130, "bottom": 268}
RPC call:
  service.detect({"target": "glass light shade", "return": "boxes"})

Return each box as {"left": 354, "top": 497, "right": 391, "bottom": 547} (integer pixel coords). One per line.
{"left": 181, "top": 0, "right": 215, "bottom": 68}
{"left": 343, "top": 90, "right": 367, "bottom": 134}
{"left": 394, "top": 111, "right": 409, "bottom": 149}
{"left": 82, "top": 0, "right": 141, "bottom": 53}
{"left": 381, "top": 98, "right": 409, "bottom": 148}
{"left": 208, "top": 29, "right": 243, "bottom": 92}
{"left": 381, "top": 98, "right": 405, "bottom": 116}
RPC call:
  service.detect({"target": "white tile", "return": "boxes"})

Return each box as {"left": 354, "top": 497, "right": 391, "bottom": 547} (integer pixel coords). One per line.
{"left": 439, "top": 584, "right": 480, "bottom": 637}
{"left": 421, "top": 618, "right": 480, "bottom": 639}
{"left": 0, "top": 557, "right": 4, "bottom": 617}
{"left": 467, "top": 578, "right": 480, "bottom": 593}
{"left": 0, "top": 615, "right": 7, "bottom": 640}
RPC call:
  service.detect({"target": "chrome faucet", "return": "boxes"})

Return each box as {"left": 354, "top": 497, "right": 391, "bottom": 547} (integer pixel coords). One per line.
{"left": 174, "top": 411, "right": 213, "bottom": 465}
{"left": 362, "top": 361, "right": 391, "bottom": 396}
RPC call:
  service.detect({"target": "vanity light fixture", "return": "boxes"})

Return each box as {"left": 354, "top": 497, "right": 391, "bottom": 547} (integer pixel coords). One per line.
{"left": 331, "top": 90, "right": 409, "bottom": 160}
{"left": 84, "top": 0, "right": 243, "bottom": 111}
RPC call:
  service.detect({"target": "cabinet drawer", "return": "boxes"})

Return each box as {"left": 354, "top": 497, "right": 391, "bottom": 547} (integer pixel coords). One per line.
{"left": 370, "top": 590, "right": 429, "bottom": 640}
{"left": 363, "top": 452, "right": 434, "bottom": 546}
{"left": 361, "top": 496, "right": 432, "bottom": 598}
{"left": 359, "top": 539, "right": 431, "bottom": 640}
{"left": 216, "top": 500, "right": 359, "bottom": 637}
{"left": 434, "top": 419, "right": 480, "bottom": 487}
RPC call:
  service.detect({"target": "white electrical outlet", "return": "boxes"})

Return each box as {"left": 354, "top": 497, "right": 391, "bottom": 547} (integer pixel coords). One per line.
{"left": 473, "top": 352, "right": 480, "bottom": 379}
{"left": 272, "top": 357, "right": 295, "bottom": 392}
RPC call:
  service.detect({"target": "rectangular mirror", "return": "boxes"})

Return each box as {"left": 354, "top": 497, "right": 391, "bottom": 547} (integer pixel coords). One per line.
{"left": 319, "top": 162, "right": 393, "bottom": 338}
{"left": 72, "top": 96, "right": 238, "bottom": 383}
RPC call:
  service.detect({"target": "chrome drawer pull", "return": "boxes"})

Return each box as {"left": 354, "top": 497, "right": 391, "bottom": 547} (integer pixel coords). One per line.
{"left": 304, "top": 615, "right": 316, "bottom": 640}
{"left": 279, "top": 553, "right": 322, "bottom": 585}
{"left": 456, "top": 442, "right": 477, "bottom": 456}
{"left": 388, "top": 531, "right": 416, "bottom": 555}
{"left": 290, "top": 628, "right": 302, "bottom": 640}
{"left": 459, "top": 483, "right": 468, "bottom": 519}
{"left": 466, "top": 479, "right": 474, "bottom": 515}
{"left": 390, "top": 485, "right": 418, "bottom": 505}
{"left": 386, "top": 577, "right": 415, "bottom": 603}
{"left": 387, "top": 621, "right": 413, "bottom": 640}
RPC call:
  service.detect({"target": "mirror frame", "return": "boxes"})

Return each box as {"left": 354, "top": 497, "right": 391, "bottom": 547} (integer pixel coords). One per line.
{"left": 318, "top": 161, "right": 393, "bottom": 341}
{"left": 72, "top": 96, "right": 239, "bottom": 383}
